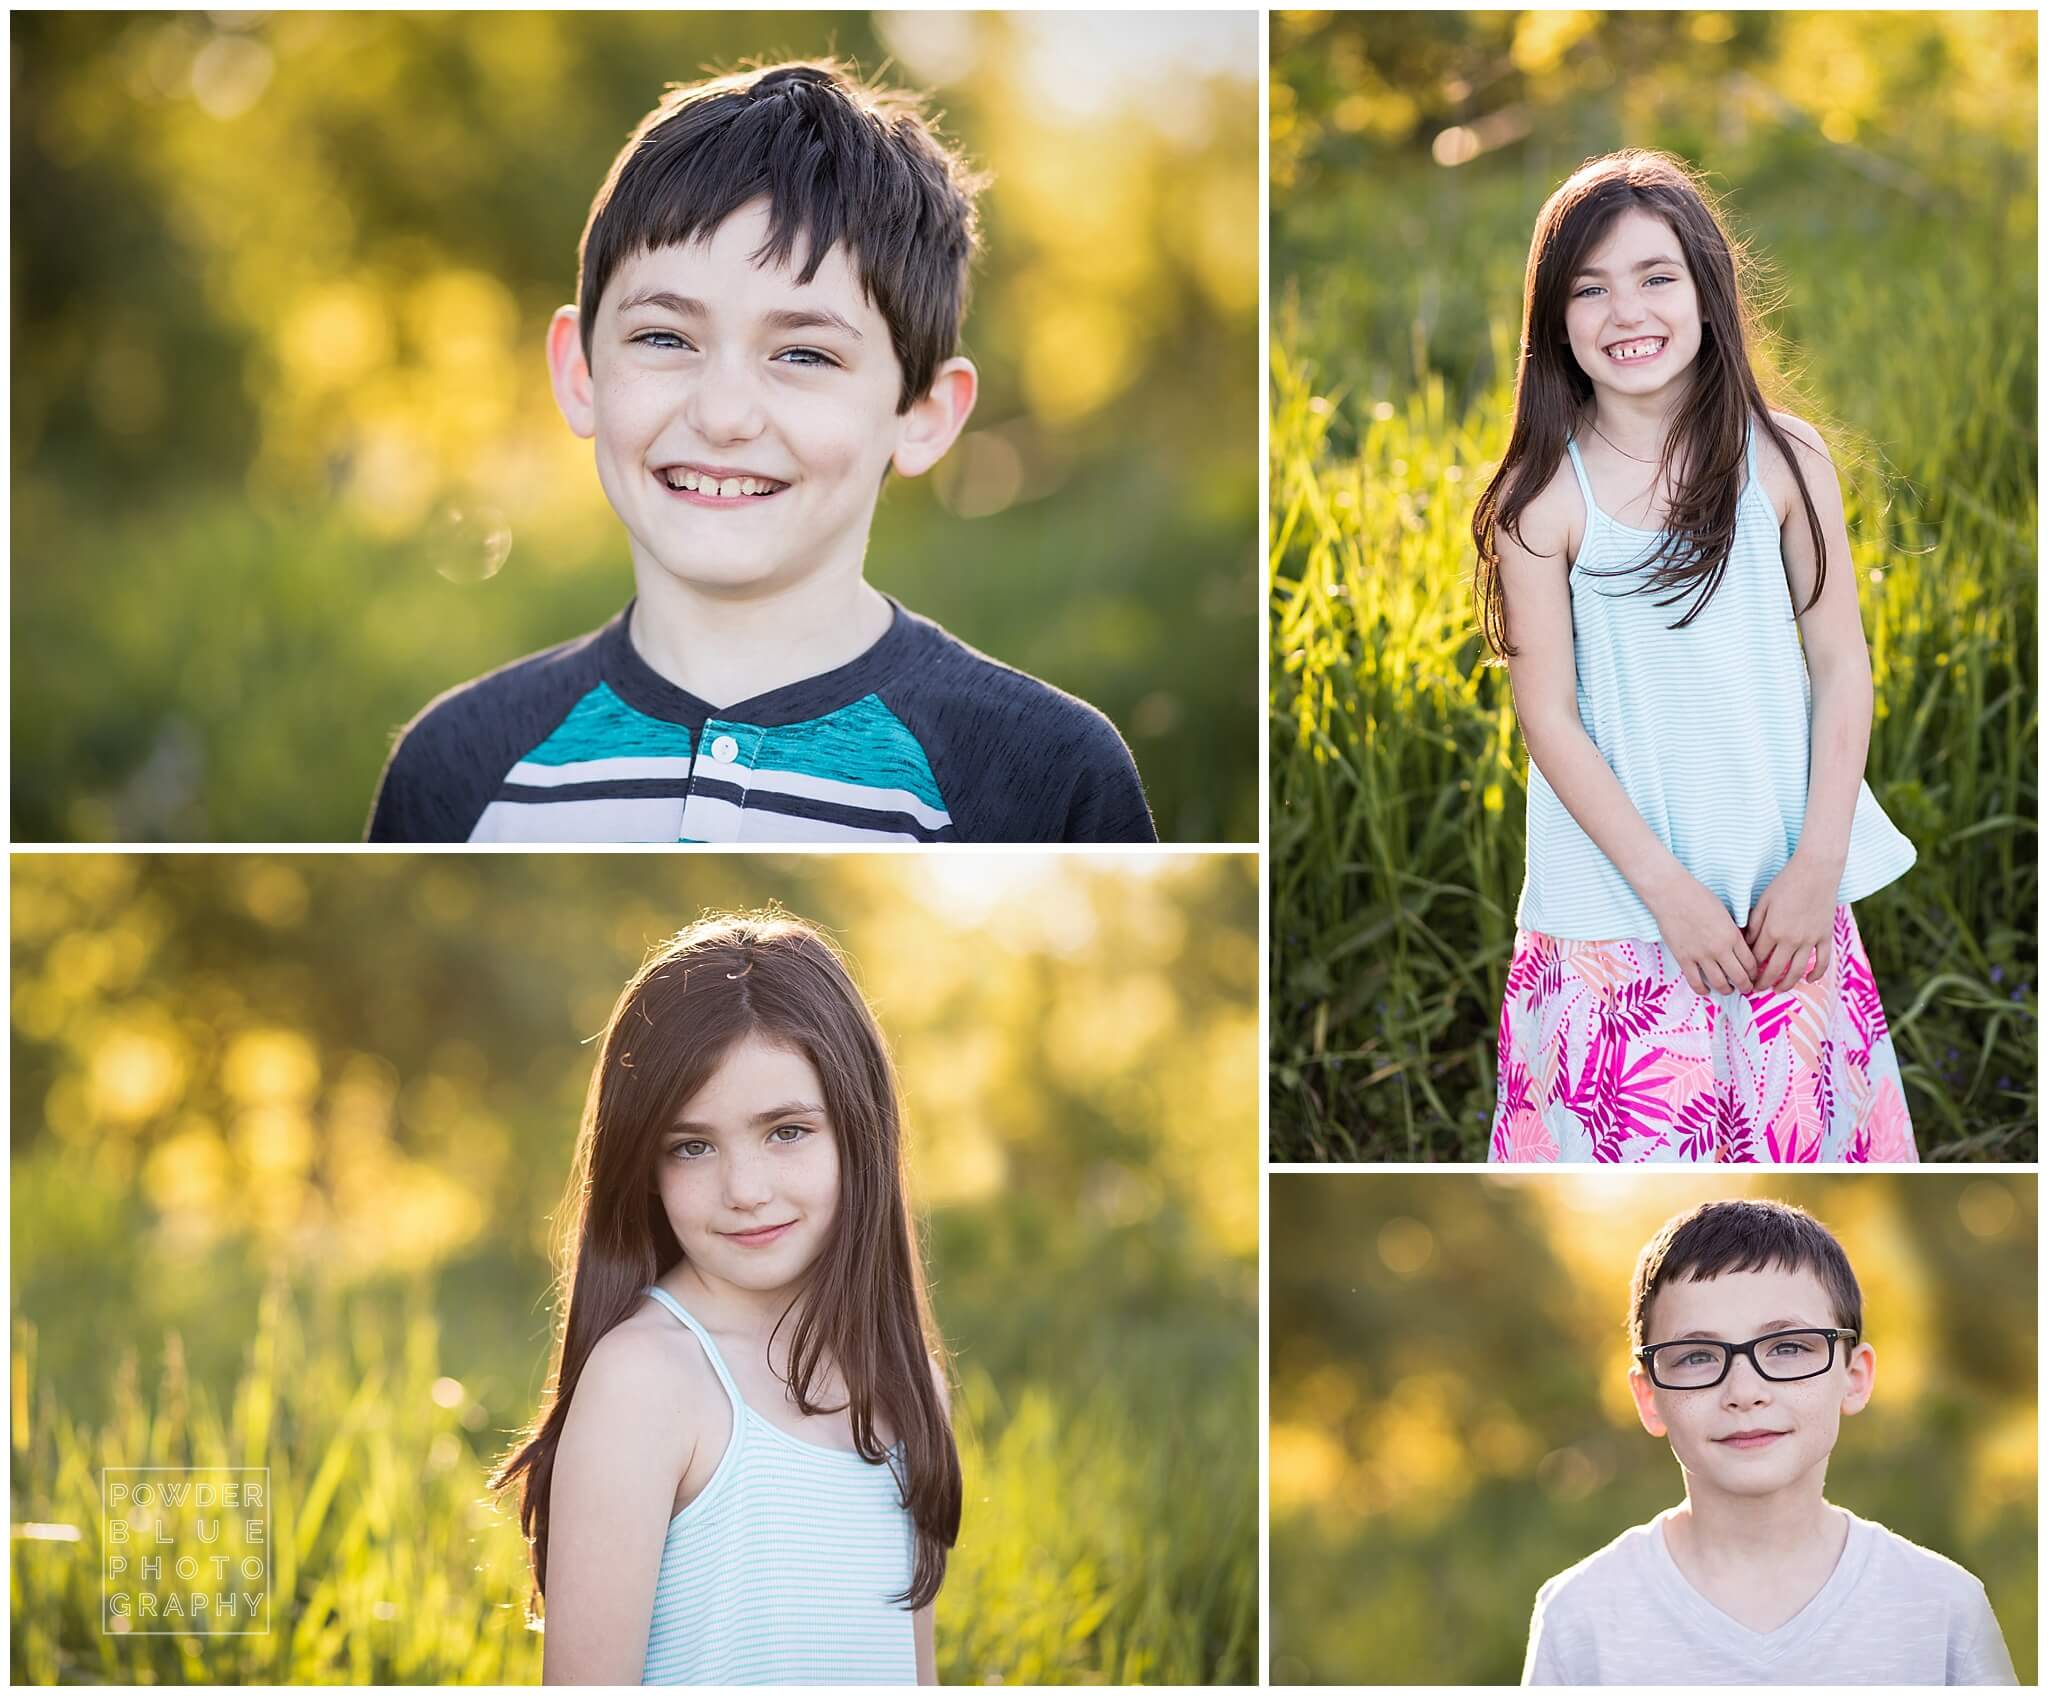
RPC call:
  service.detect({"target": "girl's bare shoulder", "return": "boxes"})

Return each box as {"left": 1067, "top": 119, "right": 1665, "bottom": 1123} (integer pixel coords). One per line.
{"left": 1758, "top": 409, "right": 1841, "bottom": 521}
{"left": 1498, "top": 451, "right": 1582, "bottom": 569}
{"left": 568, "top": 1299, "right": 726, "bottom": 1446}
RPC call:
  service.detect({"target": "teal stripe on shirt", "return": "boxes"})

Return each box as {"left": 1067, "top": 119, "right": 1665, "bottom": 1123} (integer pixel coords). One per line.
{"left": 750, "top": 694, "right": 947, "bottom": 812}
{"left": 521, "top": 683, "right": 696, "bottom": 765}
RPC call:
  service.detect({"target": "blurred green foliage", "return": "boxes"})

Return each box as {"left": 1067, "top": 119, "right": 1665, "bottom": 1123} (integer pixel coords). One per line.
{"left": 11, "top": 12, "right": 1259, "bottom": 842}
{"left": 1268, "top": 11, "right": 2037, "bottom": 1155}
{"left": 9, "top": 852, "right": 1258, "bottom": 1683}
{"left": 1269, "top": 1172, "right": 2037, "bottom": 1685}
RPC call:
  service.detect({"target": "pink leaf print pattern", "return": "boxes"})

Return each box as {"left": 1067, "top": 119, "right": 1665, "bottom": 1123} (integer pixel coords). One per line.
{"left": 1504, "top": 931, "right": 1555, "bottom": 1003}
{"left": 1560, "top": 1029, "right": 1673, "bottom": 1158}
{"left": 1602, "top": 978, "right": 1670, "bottom": 1043}
{"left": 1498, "top": 1058, "right": 1535, "bottom": 1122}
{"left": 1495, "top": 1107, "right": 1556, "bottom": 1162}
{"left": 1716, "top": 1087, "right": 1757, "bottom": 1163}
{"left": 1487, "top": 905, "right": 1913, "bottom": 1165}
{"left": 1864, "top": 1079, "right": 1915, "bottom": 1162}
{"left": 1812, "top": 1038, "right": 1837, "bottom": 1130}
{"left": 1763, "top": 1086, "right": 1824, "bottom": 1164}
{"left": 1671, "top": 1091, "right": 1718, "bottom": 1162}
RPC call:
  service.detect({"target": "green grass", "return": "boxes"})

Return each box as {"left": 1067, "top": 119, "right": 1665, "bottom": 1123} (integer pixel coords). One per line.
{"left": 10, "top": 1277, "right": 1253, "bottom": 1685}
{"left": 1270, "top": 163, "right": 2038, "bottom": 1160}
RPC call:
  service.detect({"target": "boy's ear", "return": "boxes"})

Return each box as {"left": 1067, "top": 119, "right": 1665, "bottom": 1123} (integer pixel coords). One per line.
{"left": 1839, "top": 1339, "right": 1876, "bottom": 1417}
{"left": 891, "top": 356, "right": 978, "bottom": 479}
{"left": 547, "top": 306, "right": 596, "bottom": 440}
{"left": 1627, "top": 1364, "right": 1668, "bottom": 1437}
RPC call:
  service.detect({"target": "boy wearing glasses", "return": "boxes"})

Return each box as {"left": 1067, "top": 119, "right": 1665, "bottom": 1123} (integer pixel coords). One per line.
{"left": 1522, "top": 1198, "right": 2015, "bottom": 1685}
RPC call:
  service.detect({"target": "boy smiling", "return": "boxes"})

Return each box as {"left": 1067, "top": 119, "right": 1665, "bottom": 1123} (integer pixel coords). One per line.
{"left": 368, "top": 62, "right": 1154, "bottom": 843}
{"left": 1523, "top": 1199, "right": 2015, "bottom": 1685}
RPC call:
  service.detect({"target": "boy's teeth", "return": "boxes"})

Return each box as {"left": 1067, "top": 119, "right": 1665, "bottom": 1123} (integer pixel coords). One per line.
{"left": 662, "top": 467, "right": 782, "bottom": 495}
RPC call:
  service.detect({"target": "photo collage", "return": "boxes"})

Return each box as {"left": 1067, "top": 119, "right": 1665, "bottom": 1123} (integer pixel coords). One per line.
{"left": 8, "top": 8, "right": 2037, "bottom": 1689}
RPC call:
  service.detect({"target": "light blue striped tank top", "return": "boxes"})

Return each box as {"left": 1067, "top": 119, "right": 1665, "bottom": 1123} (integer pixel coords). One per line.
{"left": 1517, "top": 425, "right": 1916, "bottom": 941}
{"left": 637, "top": 1286, "right": 917, "bottom": 1686}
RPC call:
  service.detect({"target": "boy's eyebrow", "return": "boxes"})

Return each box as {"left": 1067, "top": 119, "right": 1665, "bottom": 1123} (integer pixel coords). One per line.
{"left": 617, "top": 289, "right": 706, "bottom": 318}
{"left": 1668, "top": 1315, "right": 1823, "bottom": 1340}
{"left": 762, "top": 306, "right": 863, "bottom": 341}
{"left": 670, "top": 1099, "right": 828, "bottom": 1134}
{"left": 614, "top": 290, "right": 862, "bottom": 340}
{"left": 1573, "top": 255, "right": 1684, "bottom": 280}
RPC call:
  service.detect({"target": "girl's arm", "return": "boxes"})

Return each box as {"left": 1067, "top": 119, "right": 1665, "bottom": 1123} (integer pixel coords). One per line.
{"left": 540, "top": 1323, "right": 699, "bottom": 1685}
{"left": 1498, "top": 474, "right": 1758, "bottom": 995}
{"left": 1744, "top": 412, "right": 1873, "bottom": 988}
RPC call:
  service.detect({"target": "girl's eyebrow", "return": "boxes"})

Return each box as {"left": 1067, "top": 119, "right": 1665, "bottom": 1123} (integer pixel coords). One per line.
{"left": 1573, "top": 255, "right": 1684, "bottom": 280}
{"left": 671, "top": 1099, "right": 827, "bottom": 1134}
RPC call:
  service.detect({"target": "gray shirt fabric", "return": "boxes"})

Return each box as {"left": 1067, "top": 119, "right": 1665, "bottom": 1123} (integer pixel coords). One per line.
{"left": 1522, "top": 1507, "right": 2017, "bottom": 1686}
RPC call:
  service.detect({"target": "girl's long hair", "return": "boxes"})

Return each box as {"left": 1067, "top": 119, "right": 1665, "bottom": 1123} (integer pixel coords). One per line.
{"left": 1472, "top": 149, "right": 1829, "bottom": 657}
{"left": 491, "top": 911, "right": 960, "bottom": 1610}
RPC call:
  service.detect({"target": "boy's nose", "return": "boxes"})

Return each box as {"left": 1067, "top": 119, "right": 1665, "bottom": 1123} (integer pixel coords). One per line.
{"left": 1720, "top": 1357, "right": 1773, "bottom": 1401}
{"left": 684, "top": 356, "right": 769, "bottom": 445}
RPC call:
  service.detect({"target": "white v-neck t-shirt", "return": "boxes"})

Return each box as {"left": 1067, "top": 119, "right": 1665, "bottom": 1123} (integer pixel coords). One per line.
{"left": 1522, "top": 1507, "right": 2015, "bottom": 1685}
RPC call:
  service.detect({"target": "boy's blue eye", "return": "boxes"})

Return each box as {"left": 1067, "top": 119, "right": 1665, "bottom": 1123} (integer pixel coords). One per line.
{"left": 634, "top": 331, "right": 691, "bottom": 350}
{"left": 774, "top": 347, "right": 838, "bottom": 369}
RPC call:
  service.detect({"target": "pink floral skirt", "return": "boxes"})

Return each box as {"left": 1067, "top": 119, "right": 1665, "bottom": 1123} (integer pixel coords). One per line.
{"left": 1490, "top": 903, "right": 1915, "bottom": 1163}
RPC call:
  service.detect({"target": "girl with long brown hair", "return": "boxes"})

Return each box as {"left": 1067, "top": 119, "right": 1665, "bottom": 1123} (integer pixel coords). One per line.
{"left": 1471, "top": 150, "right": 1917, "bottom": 1164}
{"left": 492, "top": 911, "right": 959, "bottom": 1683}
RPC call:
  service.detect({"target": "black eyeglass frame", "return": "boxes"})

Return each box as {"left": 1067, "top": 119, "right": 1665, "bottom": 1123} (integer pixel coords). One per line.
{"left": 1634, "top": 1327, "right": 1861, "bottom": 1390}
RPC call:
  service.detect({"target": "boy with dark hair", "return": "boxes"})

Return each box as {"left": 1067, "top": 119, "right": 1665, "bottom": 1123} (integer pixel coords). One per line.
{"left": 368, "top": 61, "right": 1154, "bottom": 843}
{"left": 1523, "top": 1198, "right": 2015, "bottom": 1685}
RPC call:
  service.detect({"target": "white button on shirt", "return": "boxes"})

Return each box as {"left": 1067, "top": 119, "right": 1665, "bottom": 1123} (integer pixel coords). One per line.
{"left": 710, "top": 735, "right": 739, "bottom": 765}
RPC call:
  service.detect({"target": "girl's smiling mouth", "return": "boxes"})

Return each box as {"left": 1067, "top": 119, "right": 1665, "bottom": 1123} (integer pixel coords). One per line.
{"left": 653, "top": 462, "right": 790, "bottom": 505}
{"left": 1603, "top": 336, "right": 1668, "bottom": 365}
{"left": 719, "top": 1220, "right": 797, "bottom": 1247}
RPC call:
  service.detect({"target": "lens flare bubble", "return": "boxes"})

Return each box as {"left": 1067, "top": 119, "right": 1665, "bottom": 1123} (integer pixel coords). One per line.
{"left": 427, "top": 503, "right": 511, "bottom": 584}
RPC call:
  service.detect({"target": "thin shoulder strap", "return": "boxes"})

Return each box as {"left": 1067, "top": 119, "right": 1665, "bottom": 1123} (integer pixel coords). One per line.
{"left": 1563, "top": 434, "right": 1601, "bottom": 523}
{"left": 642, "top": 1285, "right": 744, "bottom": 1411}
{"left": 1745, "top": 415, "right": 1762, "bottom": 486}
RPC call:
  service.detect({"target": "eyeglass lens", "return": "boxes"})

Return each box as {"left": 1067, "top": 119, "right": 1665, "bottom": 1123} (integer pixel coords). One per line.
{"left": 1648, "top": 1330, "right": 1837, "bottom": 1388}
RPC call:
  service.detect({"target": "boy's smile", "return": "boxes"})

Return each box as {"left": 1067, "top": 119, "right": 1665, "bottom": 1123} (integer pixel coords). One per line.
{"left": 548, "top": 197, "right": 974, "bottom": 605}
{"left": 1629, "top": 1265, "right": 1874, "bottom": 1506}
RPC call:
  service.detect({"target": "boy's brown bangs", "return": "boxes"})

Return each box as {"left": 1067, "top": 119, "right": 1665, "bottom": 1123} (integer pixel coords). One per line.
{"left": 1630, "top": 1198, "right": 1864, "bottom": 1349}
{"left": 576, "top": 62, "right": 984, "bottom": 411}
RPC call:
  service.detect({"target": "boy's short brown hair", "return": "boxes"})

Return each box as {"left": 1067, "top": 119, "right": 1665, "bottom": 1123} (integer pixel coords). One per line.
{"left": 575, "top": 60, "right": 984, "bottom": 411}
{"left": 1630, "top": 1198, "right": 1863, "bottom": 1349}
